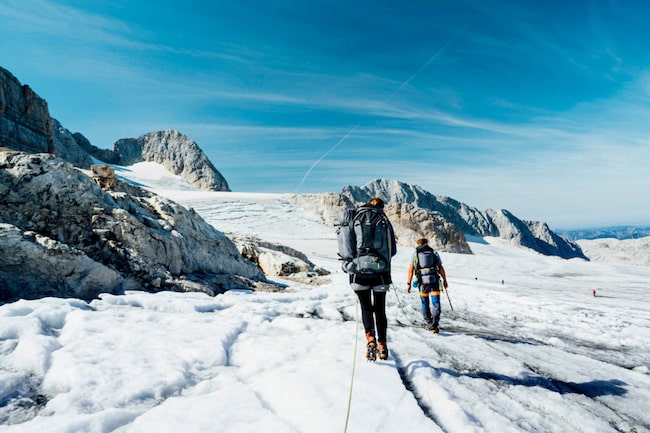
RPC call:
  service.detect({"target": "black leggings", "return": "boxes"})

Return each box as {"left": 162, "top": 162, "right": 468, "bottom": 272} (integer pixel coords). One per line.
{"left": 355, "top": 290, "right": 387, "bottom": 342}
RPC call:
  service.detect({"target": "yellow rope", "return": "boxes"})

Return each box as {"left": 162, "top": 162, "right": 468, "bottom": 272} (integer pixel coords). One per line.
{"left": 392, "top": 283, "right": 420, "bottom": 325}
{"left": 343, "top": 297, "right": 360, "bottom": 433}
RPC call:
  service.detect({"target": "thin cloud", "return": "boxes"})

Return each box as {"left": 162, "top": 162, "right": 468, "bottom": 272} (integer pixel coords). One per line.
{"left": 1, "top": 0, "right": 133, "bottom": 45}
{"left": 1, "top": 0, "right": 253, "bottom": 75}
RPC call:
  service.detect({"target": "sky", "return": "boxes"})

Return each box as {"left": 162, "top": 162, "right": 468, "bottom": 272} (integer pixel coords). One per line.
{"left": 2, "top": 0, "right": 650, "bottom": 229}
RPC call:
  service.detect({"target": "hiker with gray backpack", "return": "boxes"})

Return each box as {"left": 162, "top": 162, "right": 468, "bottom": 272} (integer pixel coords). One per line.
{"left": 337, "top": 197, "right": 397, "bottom": 361}
{"left": 406, "top": 238, "right": 449, "bottom": 333}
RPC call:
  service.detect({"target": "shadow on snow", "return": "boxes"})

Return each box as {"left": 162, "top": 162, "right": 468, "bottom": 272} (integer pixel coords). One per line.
{"left": 406, "top": 359, "right": 628, "bottom": 398}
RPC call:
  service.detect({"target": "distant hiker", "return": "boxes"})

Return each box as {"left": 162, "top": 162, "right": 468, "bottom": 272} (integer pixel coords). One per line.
{"left": 592, "top": 289, "right": 597, "bottom": 297}
{"left": 336, "top": 197, "right": 397, "bottom": 361}
{"left": 406, "top": 238, "right": 449, "bottom": 333}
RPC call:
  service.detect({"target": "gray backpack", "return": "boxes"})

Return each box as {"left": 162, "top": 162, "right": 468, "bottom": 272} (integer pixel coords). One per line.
{"left": 416, "top": 245, "right": 440, "bottom": 285}
{"left": 336, "top": 208, "right": 357, "bottom": 267}
{"left": 337, "top": 206, "right": 393, "bottom": 275}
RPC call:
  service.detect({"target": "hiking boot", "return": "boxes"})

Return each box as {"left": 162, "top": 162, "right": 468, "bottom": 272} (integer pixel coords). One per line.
{"left": 425, "top": 323, "right": 435, "bottom": 331}
{"left": 366, "top": 340, "right": 377, "bottom": 361}
{"left": 377, "top": 341, "right": 389, "bottom": 360}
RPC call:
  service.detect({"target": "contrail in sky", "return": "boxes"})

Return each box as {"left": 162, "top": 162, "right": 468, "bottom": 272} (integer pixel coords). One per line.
{"left": 295, "top": 125, "right": 360, "bottom": 192}
{"left": 295, "top": 17, "right": 477, "bottom": 192}
{"left": 387, "top": 18, "right": 477, "bottom": 102}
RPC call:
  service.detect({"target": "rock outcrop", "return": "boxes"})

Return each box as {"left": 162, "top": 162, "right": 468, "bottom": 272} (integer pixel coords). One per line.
{"left": 1, "top": 66, "right": 229, "bottom": 192}
{"left": 230, "top": 234, "right": 330, "bottom": 284}
{"left": 0, "top": 150, "right": 266, "bottom": 302}
{"left": 0, "top": 222, "right": 125, "bottom": 300}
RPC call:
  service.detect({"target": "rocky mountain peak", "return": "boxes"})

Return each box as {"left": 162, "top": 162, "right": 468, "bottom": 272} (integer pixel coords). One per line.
{"left": 342, "top": 178, "right": 431, "bottom": 207}
{"left": 1, "top": 66, "right": 229, "bottom": 192}
{"left": 79, "top": 129, "right": 230, "bottom": 191}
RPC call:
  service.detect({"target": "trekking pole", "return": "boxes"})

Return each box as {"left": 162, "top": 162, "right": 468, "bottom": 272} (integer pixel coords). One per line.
{"left": 440, "top": 280, "right": 454, "bottom": 311}
{"left": 444, "top": 288, "right": 454, "bottom": 311}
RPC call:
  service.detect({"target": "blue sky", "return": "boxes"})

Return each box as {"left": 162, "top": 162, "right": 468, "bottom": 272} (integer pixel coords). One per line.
{"left": 2, "top": 0, "right": 650, "bottom": 229}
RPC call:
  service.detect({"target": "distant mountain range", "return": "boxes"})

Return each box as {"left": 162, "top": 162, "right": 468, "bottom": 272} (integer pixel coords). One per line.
{"left": 290, "top": 178, "right": 587, "bottom": 260}
{"left": 557, "top": 226, "right": 650, "bottom": 241}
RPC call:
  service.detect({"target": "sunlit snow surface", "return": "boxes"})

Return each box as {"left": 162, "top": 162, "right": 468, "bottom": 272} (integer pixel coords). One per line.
{"left": 1, "top": 165, "right": 649, "bottom": 433}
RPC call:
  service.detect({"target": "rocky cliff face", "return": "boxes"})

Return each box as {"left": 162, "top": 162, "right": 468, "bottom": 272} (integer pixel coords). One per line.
{"left": 0, "top": 67, "right": 53, "bottom": 155}
{"left": 1, "top": 66, "right": 229, "bottom": 191}
{"left": 0, "top": 150, "right": 265, "bottom": 302}
{"left": 292, "top": 179, "right": 586, "bottom": 259}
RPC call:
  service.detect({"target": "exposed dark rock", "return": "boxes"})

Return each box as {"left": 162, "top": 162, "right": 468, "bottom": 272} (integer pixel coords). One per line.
{"left": 51, "top": 119, "right": 94, "bottom": 169}
{"left": 0, "top": 67, "right": 53, "bottom": 155}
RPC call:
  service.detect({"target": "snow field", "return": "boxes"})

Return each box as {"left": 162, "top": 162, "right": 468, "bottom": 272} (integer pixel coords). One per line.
{"left": 2, "top": 180, "right": 650, "bottom": 432}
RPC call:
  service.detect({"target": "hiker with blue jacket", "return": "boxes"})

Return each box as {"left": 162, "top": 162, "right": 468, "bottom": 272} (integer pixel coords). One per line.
{"left": 407, "top": 238, "right": 448, "bottom": 333}
{"left": 337, "top": 197, "right": 397, "bottom": 361}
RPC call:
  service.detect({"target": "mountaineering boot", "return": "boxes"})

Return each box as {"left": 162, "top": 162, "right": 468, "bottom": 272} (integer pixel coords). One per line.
{"left": 366, "top": 340, "right": 377, "bottom": 362}
{"left": 365, "top": 332, "right": 377, "bottom": 362}
{"left": 377, "top": 341, "right": 389, "bottom": 360}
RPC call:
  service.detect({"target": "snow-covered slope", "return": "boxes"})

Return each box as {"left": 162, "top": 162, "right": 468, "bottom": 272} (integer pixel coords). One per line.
{"left": 577, "top": 237, "right": 650, "bottom": 266}
{"left": 1, "top": 164, "right": 649, "bottom": 433}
